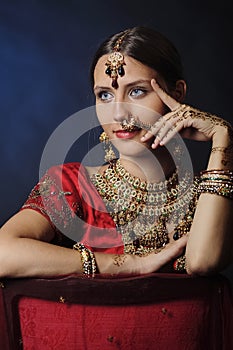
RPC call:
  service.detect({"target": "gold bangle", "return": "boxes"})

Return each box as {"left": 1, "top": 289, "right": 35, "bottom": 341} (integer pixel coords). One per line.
{"left": 200, "top": 169, "right": 233, "bottom": 177}
{"left": 173, "top": 255, "right": 186, "bottom": 272}
{"left": 73, "top": 243, "right": 96, "bottom": 277}
{"left": 198, "top": 181, "right": 233, "bottom": 199}
{"left": 199, "top": 170, "right": 233, "bottom": 187}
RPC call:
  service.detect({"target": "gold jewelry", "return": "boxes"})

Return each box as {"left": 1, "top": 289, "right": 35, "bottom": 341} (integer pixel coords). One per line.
{"left": 198, "top": 181, "right": 233, "bottom": 199}
{"left": 105, "top": 31, "right": 128, "bottom": 89}
{"left": 200, "top": 169, "right": 233, "bottom": 181}
{"left": 198, "top": 169, "right": 233, "bottom": 199}
{"left": 121, "top": 117, "right": 139, "bottom": 132}
{"left": 170, "top": 104, "right": 233, "bottom": 134}
{"left": 173, "top": 255, "right": 186, "bottom": 271}
{"left": 211, "top": 145, "right": 233, "bottom": 167}
{"left": 121, "top": 116, "right": 152, "bottom": 132}
{"left": 99, "top": 131, "right": 116, "bottom": 163}
{"left": 73, "top": 243, "right": 97, "bottom": 277}
{"left": 113, "top": 254, "right": 127, "bottom": 267}
{"left": 200, "top": 169, "right": 233, "bottom": 176}
{"left": 91, "top": 159, "right": 199, "bottom": 256}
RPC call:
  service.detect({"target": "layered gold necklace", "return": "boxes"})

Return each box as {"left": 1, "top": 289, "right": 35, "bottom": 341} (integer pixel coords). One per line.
{"left": 91, "top": 159, "right": 199, "bottom": 256}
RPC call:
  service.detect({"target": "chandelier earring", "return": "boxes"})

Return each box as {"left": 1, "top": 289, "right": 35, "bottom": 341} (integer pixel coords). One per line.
{"left": 99, "top": 131, "right": 116, "bottom": 163}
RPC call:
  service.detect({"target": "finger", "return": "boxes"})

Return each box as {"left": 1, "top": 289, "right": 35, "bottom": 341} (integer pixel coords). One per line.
{"left": 156, "top": 236, "right": 187, "bottom": 266}
{"left": 151, "top": 79, "right": 180, "bottom": 111}
{"left": 159, "top": 119, "right": 186, "bottom": 145}
{"left": 150, "top": 117, "right": 179, "bottom": 149}
{"left": 141, "top": 117, "right": 165, "bottom": 142}
{"left": 156, "top": 118, "right": 178, "bottom": 143}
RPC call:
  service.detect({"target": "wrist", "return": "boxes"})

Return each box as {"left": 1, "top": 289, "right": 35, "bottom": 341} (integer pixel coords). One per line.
{"left": 212, "top": 124, "right": 233, "bottom": 148}
{"left": 95, "top": 253, "right": 139, "bottom": 275}
{"left": 208, "top": 144, "right": 233, "bottom": 170}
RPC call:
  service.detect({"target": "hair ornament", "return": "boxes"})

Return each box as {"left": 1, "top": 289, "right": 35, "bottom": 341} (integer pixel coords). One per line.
{"left": 105, "top": 31, "right": 128, "bottom": 89}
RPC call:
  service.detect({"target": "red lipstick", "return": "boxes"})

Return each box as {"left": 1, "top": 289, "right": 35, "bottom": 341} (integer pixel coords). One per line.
{"left": 115, "top": 130, "right": 139, "bottom": 139}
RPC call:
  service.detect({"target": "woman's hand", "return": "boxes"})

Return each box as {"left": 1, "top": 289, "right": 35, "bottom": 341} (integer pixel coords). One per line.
{"left": 137, "top": 234, "right": 188, "bottom": 274}
{"left": 96, "top": 235, "right": 188, "bottom": 275}
{"left": 141, "top": 79, "right": 233, "bottom": 149}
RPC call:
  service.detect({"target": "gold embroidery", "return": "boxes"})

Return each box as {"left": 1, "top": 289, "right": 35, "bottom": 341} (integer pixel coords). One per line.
{"left": 22, "top": 173, "right": 75, "bottom": 229}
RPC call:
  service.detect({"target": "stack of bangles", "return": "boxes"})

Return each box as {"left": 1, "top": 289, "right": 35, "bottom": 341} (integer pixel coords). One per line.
{"left": 73, "top": 243, "right": 97, "bottom": 277}
{"left": 198, "top": 169, "right": 233, "bottom": 199}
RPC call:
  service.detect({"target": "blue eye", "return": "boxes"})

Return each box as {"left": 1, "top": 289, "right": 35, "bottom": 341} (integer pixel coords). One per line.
{"left": 130, "top": 88, "right": 146, "bottom": 97}
{"left": 98, "top": 91, "right": 113, "bottom": 101}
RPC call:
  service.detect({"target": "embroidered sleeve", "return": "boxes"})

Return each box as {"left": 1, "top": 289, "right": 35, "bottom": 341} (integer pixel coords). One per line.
{"left": 21, "top": 164, "right": 83, "bottom": 235}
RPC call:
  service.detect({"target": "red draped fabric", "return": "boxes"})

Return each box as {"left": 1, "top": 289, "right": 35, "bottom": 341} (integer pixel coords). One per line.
{"left": 21, "top": 162, "right": 124, "bottom": 253}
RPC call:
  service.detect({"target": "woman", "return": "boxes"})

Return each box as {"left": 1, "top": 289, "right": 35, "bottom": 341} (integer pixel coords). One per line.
{"left": 0, "top": 26, "right": 232, "bottom": 278}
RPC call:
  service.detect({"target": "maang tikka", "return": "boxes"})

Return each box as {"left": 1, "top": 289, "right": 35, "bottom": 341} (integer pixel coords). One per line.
{"left": 105, "top": 31, "right": 128, "bottom": 89}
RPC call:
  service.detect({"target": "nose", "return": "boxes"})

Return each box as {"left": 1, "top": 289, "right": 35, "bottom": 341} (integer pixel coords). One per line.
{"left": 113, "top": 102, "right": 131, "bottom": 123}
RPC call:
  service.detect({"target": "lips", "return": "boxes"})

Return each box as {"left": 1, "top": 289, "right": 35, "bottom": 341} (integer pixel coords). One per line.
{"left": 114, "top": 129, "right": 140, "bottom": 139}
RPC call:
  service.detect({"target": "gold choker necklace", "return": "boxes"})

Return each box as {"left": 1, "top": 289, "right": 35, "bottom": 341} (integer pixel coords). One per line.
{"left": 91, "top": 159, "right": 199, "bottom": 256}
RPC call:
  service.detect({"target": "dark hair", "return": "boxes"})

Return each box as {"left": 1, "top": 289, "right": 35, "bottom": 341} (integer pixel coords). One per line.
{"left": 90, "top": 26, "right": 184, "bottom": 91}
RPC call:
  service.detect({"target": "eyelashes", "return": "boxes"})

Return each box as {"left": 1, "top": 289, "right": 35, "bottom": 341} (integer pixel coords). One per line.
{"left": 97, "top": 91, "right": 113, "bottom": 101}
{"left": 96, "top": 86, "right": 148, "bottom": 101}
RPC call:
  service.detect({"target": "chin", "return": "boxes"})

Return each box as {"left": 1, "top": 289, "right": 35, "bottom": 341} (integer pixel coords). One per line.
{"left": 112, "top": 139, "right": 151, "bottom": 158}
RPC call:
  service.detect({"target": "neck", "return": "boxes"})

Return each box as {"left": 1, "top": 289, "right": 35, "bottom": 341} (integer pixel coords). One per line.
{"left": 119, "top": 147, "right": 176, "bottom": 183}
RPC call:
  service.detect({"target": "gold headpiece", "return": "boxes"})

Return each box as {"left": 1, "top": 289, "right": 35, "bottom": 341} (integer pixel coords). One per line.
{"left": 105, "top": 32, "right": 128, "bottom": 89}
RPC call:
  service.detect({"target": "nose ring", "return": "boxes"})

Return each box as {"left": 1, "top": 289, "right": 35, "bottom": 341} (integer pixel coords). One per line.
{"left": 121, "top": 116, "right": 151, "bottom": 131}
{"left": 120, "top": 117, "right": 137, "bottom": 132}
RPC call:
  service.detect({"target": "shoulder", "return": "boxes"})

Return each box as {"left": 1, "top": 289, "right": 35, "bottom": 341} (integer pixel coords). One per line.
{"left": 43, "top": 162, "right": 110, "bottom": 192}
{"left": 46, "top": 162, "right": 82, "bottom": 175}
{"left": 46, "top": 162, "right": 104, "bottom": 177}
{"left": 44, "top": 162, "right": 87, "bottom": 182}
{"left": 43, "top": 162, "right": 102, "bottom": 191}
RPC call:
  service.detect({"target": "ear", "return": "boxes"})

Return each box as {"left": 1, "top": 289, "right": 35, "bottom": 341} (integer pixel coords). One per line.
{"left": 171, "top": 80, "right": 187, "bottom": 103}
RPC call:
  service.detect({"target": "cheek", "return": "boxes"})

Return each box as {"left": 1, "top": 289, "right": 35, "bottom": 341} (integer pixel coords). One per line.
{"left": 96, "top": 103, "right": 114, "bottom": 126}
{"left": 148, "top": 94, "right": 167, "bottom": 115}
{"left": 133, "top": 94, "right": 167, "bottom": 124}
{"left": 132, "top": 103, "right": 162, "bottom": 126}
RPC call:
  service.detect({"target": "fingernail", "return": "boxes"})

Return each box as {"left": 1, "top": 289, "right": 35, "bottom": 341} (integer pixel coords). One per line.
{"left": 152, "top": 142, "right": 158, "bottom": 149}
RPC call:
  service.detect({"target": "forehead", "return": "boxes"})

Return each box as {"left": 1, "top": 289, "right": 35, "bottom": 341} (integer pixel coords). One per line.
{"left": 94, "top": 54, "right": 157, "bottom": 86}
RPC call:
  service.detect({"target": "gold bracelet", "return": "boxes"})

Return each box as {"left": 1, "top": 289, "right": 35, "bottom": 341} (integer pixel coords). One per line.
{"left": 199, "top": 169, "right": 233, "bottom": 187}
{"left": 173, "top": 255, "right": 186, "bottom": 272}
{"left": 73, "top": 243, "right": 96, "bottom": 277}
{"left": 200, "top": 169, "right": 233, "bottom": 178}
{"left": 200, "top": 176, "right": 233, "bottom": 182}
{"left": 198, "top": 180, "right": 233, "bottom": 199}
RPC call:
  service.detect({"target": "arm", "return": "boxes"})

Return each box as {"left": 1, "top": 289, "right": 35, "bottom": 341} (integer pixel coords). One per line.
{"left": 143, "top": 79, "right": 233, "bottom": 275}
{"left": 186, "top": 125, "right": 233, "bottom": 275}
{"left": 0, "top": 209, "right": 187, "bottom": 278}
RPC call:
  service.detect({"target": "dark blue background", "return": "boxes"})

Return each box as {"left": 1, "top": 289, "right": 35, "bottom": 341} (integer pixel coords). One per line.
{"left": 1, "top": 0, "right": 233, "bottom": 241}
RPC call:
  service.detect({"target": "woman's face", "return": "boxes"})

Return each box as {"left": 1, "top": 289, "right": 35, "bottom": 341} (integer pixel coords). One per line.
{"left": 93, "top": 55, "right": 169, "bottom": 156}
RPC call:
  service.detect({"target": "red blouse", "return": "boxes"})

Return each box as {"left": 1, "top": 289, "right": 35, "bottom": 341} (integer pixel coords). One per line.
{"left": 21, "top": 162, "right": 124, "bottom": 254}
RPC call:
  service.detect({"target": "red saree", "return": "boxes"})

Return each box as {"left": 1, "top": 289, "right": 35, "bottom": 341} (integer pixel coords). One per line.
{"left": 21, "top": 162, "right": 124, "bottom": 253}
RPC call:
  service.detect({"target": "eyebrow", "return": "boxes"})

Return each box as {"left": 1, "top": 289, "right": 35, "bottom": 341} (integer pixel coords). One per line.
{"left": 93, "top": 79, "right": 152, "bottom": 92}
